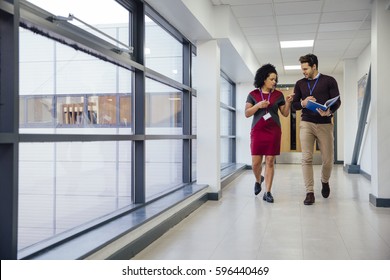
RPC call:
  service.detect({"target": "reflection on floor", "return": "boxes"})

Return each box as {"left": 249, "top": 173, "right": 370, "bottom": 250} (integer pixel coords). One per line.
{"left": 132, "top": 164, "right": 390, "bottom": 260}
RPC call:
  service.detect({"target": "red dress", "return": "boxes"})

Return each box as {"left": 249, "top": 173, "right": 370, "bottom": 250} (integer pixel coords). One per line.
{"left": 246, "top": 89, "right": 286, "bottom": 155}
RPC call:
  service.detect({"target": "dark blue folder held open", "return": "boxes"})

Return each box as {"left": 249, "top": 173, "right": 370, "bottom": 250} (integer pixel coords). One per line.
{"left": 306, "top": 95, "right": 340, "bottom": 113}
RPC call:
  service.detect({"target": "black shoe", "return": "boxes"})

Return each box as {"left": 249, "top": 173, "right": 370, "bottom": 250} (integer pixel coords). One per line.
{"left": 303, "top": 192, "right": 315, "bottom": 205}
{"left": 321, "top": 181, "right": 330, "bottom": 198}
{"left": 254, "top": 175, "right": 264, "bottom": 195}
{"left": 263, "top": 192, "right": 274, "bottom": 203}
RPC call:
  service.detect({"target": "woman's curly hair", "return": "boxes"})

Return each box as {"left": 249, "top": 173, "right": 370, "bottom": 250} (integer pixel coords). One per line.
{"left": 253, "top": 63, "right": 278, "bottom": 89}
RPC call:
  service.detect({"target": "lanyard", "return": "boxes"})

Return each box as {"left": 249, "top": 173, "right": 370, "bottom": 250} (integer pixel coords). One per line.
{"left": 307, "top": 74, "right": 320, "bottom": 95}
{"left": 259, "top": 89, "right": 271, "bottom": 102}
{"left": 259, "top": 88, "right": 271, "bottom": 112}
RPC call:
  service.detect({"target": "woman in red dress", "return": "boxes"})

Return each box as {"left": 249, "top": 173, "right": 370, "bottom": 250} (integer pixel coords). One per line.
{"left": 245, "top": 64, "right": 293, "bottom": 202}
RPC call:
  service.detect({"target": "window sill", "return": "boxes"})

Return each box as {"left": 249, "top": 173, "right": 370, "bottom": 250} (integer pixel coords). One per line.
{"left": 23, "top": 164, "right": 247, "bottom": 260}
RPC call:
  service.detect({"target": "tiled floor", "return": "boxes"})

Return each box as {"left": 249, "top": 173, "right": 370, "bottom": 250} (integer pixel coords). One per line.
{"left": 132, "top": 164, "right": 390, "bottom": 260}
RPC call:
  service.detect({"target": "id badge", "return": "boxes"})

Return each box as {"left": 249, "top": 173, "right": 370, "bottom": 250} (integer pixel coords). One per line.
{"left": 263, "top": 112, "right": 271, "bottom": 120}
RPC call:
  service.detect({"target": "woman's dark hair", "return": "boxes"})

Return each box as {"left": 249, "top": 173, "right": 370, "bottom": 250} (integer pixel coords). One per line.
{"left": 299, "top": 53, "right": 318, "bottom": 69}
{"left": 253, "top": 63, "right": 278, "bottom": 88}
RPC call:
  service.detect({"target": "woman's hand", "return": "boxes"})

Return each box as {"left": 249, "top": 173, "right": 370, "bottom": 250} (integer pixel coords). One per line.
{"left": 280, "top": 93, "right": 294, "bottom": 117}
{"left": 257, "top": 100, "right": 270, "bottom": 109}
{"left": 286, "top": 93, "right": 295, "bottom": 103}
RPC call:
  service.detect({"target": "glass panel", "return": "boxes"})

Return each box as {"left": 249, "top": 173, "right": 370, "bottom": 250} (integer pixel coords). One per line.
{"left": 220, "top": 74, "right": 235, "bottom": 167}
{"left": 145, "top": 78, "right": 182, "bottom": 135}
{"left": 55, "top": 45, "right": 117, "bottom": 94}
{"left": 145, "top": 140, "right": 183, "bottom": 200}
{"left": 220, "top": 108, "right": 233, "bottom": 136}
{"left": 20, "top": 98, "right": 26, "bottom": 126}
{"left": 220, "top": 76, "right": 233, "bottom": 106}
{"left": 57, "top": 96, "right": 86, "bottom": 126}
{"left": 192, "top": 52, "right": 198, "bottom": 91}
{"left": 26, "top": 0, "right": 130, "bottom": 47}
{"left": 145, "top": 16, "right": 183, "bottom": 83}
{"left": 18, "top": 141, "right": 132, "bottom": 251}
{"left": 192, "top": 139, "right": 197, "bottom": 181}
{"left": 18, "top": 96, "right": 54, "bottom": 127}
{"left": 220, "top": 138, "right": 232, "bottom": 167}
{"left": 92, "top": 96, "right": 117, "bottom": 126}
{"left": 192, "top": 95, "right": 197, "bottom": 135}
{"left": 19, "top": 29, "right": 133, "bottom": 134}
{"left": 119, "top": 95, "right": 132, "bottom": 126}
{"left": 191, "top": 94, "right": 197, "bottom": 182}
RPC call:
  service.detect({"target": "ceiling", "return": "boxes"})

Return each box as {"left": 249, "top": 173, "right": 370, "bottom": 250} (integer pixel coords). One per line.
{"left": 210, "top": 0, "right": 372, "bottom": 76}
{"left": 145, "top": 0, "right": 374, "bottom": 82}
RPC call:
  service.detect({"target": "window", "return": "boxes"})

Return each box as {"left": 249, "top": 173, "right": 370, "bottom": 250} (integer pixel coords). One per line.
{"left": 27, "top": 0, "right": 130, "bottom": 48}
{"left": 18, "top": 140, "right": 132, "bottom": 252}
{"left": 145, "top": 15, "right": 183, "bottom": 83}
{"left": 19, "top": 29, "right": 133, "bottom": 133}
{"left": 2, "top": 0, "right": 197, "bottom": 259}
{"left": 145, "top": 79, "right": 182, "bottom": 134}
{"left": 20, "top": 96, "right": 54, "bottom": 126}
{"left": 17, "top": 1, "right": 135, "bottom": 256}
{"left": 220, "top": 74, "right": 236, "bottom": 168}
{"left": 145, "top": 140, "right": 183, "bottom": 199}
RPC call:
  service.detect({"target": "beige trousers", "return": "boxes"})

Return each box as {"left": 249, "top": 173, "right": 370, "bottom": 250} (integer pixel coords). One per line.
{"left": 300, "top": 121, "right": 334, "bottom": 193}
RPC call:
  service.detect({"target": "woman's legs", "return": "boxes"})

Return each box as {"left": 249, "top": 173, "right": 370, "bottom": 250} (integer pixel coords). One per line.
{"left": 252, "top": 155, "right": 264, "bottom": 195}
{"left": 262, "top": 156, "right": 275, "bottom": 203}
{"left": 264, "top": 155, "right": 275, "bottom": 192}
{"left": 252, "top": 155, "right": 276, "bottom": 202}
{"left": 251, "top": 155, "right": 263, "bottom": 183}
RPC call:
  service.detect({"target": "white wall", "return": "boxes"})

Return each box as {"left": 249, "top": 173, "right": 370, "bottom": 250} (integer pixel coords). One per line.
{"left": 342, "top": 44, "right": 371, "bottom": 174}
{"left": 370, "top": 0, "right": 390, "bottom": 199}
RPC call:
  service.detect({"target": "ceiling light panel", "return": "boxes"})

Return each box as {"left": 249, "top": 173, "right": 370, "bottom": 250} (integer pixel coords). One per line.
{"left": 280, "top": 40, "right": 314, "bottom": 48}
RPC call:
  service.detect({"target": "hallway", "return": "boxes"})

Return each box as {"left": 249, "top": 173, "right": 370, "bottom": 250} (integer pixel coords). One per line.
{"left": 133, "top": 164, "right": 390, "bottom": 260}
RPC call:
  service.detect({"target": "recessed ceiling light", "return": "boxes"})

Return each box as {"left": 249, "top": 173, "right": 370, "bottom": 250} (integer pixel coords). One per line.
{"left": 284, "top": 65, "right": 301, "bottom": 70}
{"left": 280, "top": 40, "right": 314, "bottom": 48}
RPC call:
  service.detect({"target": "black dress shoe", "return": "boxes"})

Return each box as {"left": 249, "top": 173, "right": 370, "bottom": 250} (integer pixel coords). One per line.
{"left": 303, "top": 192, "right": 315, "bottom": 205}
{"left": 321, "top": 181, "right": 330, "bottom": 198}
{"left": 254, "top": 175, "right": 264, "bottom": 195}
{"left": 263, "top": 192, "right": 274, "bottom": 203}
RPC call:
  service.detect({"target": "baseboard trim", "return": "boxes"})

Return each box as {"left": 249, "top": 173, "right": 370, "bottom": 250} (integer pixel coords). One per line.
{"left": 360, "top": 169, "right": 371, "bottom": 180}
{"left": 369, "top": 194, "right": 390, "bottom": 208}
{"left": 344, "top": 164, "right": 360, "bottom": 174}
{"left": 208, "top": 191, "right": 221, "bottom": 201}
{"left": 221, "top": 164, "right": 247, "bottom": 188}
